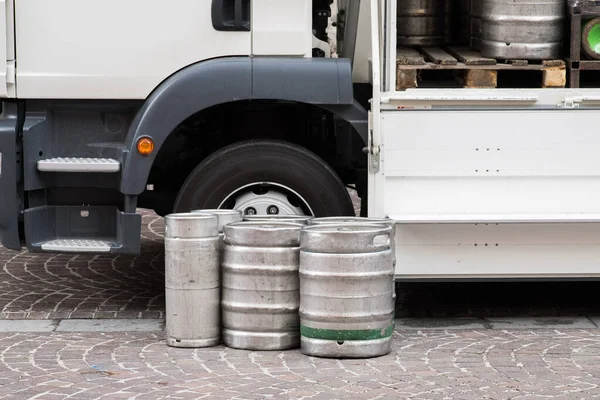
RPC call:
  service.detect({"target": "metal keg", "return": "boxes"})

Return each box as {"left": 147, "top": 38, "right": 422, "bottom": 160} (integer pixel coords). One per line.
{"left": 300, "top": 224, "right": 395, "bottom": 359}
{"left": 397, "top": 0, "right": 452, "bottom": 46}
{"left": 307, "top": 217, "right": 398, "bottom": 311}
{"left": 481, "top": 0, "right": 565, "bottom": 60}
{"left": 242, "top": 214, "right": 313, "bottom": 224}
{"left": 458, "top": 0, "right": 471, "bottom": 45}
{"left": 191, "top": 209, "right": 243, "bottom": 234}
{"left": 191, "top": 209, "right": 243, "bottom": 249}
{"left": 470, "top": 0, "right": 483, "bottom": 50}
{"left": 222, "top": 221, "right": 303, "bottom": 350}
{"left": 307, "top": 217, "right": 397, "bottom": 266}
{"left": 164, "top": 213, "right": 220, "bottom": 348}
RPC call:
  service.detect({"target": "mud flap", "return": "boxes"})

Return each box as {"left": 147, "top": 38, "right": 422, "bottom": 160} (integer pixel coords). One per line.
{"left": 0, "top": 103, "right": 21, "bottom": 250}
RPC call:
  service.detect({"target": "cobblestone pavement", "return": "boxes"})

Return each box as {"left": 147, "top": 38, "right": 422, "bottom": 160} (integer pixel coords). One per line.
{"left": 3, "top": 208, "right": 600, "bottom": 398}
{"left": 0, "top": 210, "right": 165, "bottom": 320}
{"left": 1, "top": 329, "right": 600, "bottom": 399}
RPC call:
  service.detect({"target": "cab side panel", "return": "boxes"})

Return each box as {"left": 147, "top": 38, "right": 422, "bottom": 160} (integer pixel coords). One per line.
{"left": 15, "top": 0, "right": 251, "bottom": 99}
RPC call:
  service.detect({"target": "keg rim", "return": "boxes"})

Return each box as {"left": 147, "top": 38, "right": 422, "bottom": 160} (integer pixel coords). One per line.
{"left": 165, "top": 212, "right": 219, "bottom": 220}
{"left": 242, "top": 215, "right": 313, "bottom": 222}
{"left": 225, "top": 220, "right": 305, "bottom": 230}
{"left": 301, "top": 223, "right": 393, "bottom": 234}
{"left": 308, "top": 216, "right": 395, "bottom": 225}
{"left": 190, "top": 209, "right": 243, "bottom": 216}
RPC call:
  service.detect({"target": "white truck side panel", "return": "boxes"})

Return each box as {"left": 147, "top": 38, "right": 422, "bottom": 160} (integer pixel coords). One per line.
{"left": 252, "top": 0, "right": 312, "bottom": 56}
{"left": 15, "top": 0, "right": 251, "bottom": 99}
{"left": 383, "top": 110, "right": 600, "bottom": 217}
{"left": 396, "top": 223, "right": 600, "bottom": 279}
{"left": 378, "top": 109, "right": 600, "bottom": 279}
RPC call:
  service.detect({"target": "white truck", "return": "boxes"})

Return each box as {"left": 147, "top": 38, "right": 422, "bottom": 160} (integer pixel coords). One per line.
{"left": 0, "top": 0, "right": 598, "bottom": 281}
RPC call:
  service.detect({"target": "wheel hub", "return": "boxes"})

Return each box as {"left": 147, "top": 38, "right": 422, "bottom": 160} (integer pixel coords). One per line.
{"left": 219, "top": 182, "right": 313, "bottom": 216}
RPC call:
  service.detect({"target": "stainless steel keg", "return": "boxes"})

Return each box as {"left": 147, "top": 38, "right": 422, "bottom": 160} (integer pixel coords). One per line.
{"left": 191, "top": 209, "right": 243, "bottom": 250}
{"left": 300, "top": 224, "right": 395, "bottom": 359}
{"left": 470, "top": 0, "right": 483, "bottom": 50}
{"left": 397, "top": 0, "right": 452, "bottom": 46}
{"left": 222, "top": 221, "right": 303, "bottom": 350}
{"left": 242, "top": 214, "right": 313, "bottom": 224}
{"left": 191, "top": 209, "right": 243, "bottom": 233}
{"left": 307, "top": 216, "right": 397, "bottom": 267}
{"left": 164, "top": 213, "right": 220, "bottom": 348}
{"left": 481, "top": 0, "right": 565, "bottom": 59}
{"left": 459, "top": 0, "right": 471, "bottom": 45}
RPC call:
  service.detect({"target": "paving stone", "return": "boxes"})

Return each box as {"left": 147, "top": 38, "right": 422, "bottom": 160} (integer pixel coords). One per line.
{"left": 395, "top": 318, "right": 488, "bottom": 330}
{"left": 0, "top": 319, "right": 57, "bottom": 332}
{"left": 56, "top": 319, "right": 164, "bottom": 332}
{"left": 488, "top": 317, "right": 597, "bottom": 329}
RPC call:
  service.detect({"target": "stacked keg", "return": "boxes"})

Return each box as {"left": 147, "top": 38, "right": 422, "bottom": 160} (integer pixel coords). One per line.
{"left": 164, "top": 210, "right": 397, "bottom": 359}
{"left": 480, "top": 0, "right": 565, "bottom": 60}
{"left": 397, "top": 0, "right": 453, "bottom": 46}
{"left": 458, "top": 0, "right": 471, "bottom": 45}
{"left": 470, "top": 0, "right": 483, "bottom": 50}
{"left": 396, "top": 0, "right": 565, "bottom": 60}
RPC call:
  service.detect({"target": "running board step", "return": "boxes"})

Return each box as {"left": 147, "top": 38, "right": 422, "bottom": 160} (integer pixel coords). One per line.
{"left": 40, "top": 239, "right": 113, "bottom": 253}
{"left": 37, "top": 157, "right": 120, "bottom": 173}
{"left": 24, "top": 206, "right": 142, "bottom": 254}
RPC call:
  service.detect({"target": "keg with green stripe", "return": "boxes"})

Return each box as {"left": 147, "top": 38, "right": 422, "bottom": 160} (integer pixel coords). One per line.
{"left": 299, "top": 223, "right": 395, "bottom": 358}
{"left": 307, "top": 216, "right": 396, "bottom": 267}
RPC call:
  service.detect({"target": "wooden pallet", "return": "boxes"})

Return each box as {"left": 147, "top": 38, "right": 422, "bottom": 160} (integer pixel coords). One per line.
{"left": 396, "top": 46, "right": 567, "bottom": 91}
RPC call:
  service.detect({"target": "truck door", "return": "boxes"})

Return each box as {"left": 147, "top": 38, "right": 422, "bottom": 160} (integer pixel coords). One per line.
{"left": 0, "top": 0, "right": 15, "bottom": 98}
{"left": 252, "top": 0, "right": 312, "bottom": 56}
{"left": 14, "top": 0, "right": 252, "bottom": 99}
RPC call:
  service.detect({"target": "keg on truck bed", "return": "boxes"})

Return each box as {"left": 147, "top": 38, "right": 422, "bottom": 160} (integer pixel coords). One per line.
{"left": 164, "top": 213, "right": 220, "bottom": 348}
{"left": 222, "top": 221, "right": 303, "bottom": 350}
{"left": 458, "top": 0, "right": 471, "bottom": 45}
{"left": 397, "top": 0, "right": 452, "bottom": 46}
{"left": 299, "top": 224, "right": 395, "bottom": 359}
{"left": 470, "top": 0, "right": 483, "bottom": 50}
{"left": 480, "top": 0, "right": 565, "bottom": 60}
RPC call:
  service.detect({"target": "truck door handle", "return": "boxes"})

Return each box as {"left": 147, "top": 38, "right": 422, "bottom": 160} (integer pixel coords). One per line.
{"left": 212, "top": 0, "right": 251, "bottom": 32}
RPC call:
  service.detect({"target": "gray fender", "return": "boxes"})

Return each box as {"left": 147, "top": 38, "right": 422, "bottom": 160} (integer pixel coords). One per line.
{"left": 121, "top": 57, "right": 368, "bottom": 195}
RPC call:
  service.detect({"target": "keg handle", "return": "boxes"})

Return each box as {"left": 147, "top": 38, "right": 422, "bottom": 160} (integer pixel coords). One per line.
{"left": 372, "top": 233, "right": 391, "bottom": 248}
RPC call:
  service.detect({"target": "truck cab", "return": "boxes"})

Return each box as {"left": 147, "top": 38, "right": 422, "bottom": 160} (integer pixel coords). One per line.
{"left": 0, "top": 0, "right": 369, "bottom": 254}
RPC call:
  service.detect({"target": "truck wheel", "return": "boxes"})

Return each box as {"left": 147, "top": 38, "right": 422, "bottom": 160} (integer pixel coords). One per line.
{"left": 173, "top": 140, "right": 355, "bottom": 217}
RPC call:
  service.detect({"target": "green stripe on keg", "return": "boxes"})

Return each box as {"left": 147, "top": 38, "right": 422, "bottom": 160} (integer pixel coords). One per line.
{"left": 300, "top": 324, "right": 394, "bottom": 341}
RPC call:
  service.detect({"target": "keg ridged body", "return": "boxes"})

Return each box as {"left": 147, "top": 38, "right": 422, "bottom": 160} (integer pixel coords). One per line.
{"left": 300, "top": 224, "right": 395, "bottom": 358}
{"left": 222, "top": 221, "right": 303, "bottom": 350}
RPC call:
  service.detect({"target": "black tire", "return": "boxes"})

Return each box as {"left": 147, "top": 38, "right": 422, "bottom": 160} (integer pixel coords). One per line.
{"left": 173, "top": 140, "right": 355, "bottom": 216}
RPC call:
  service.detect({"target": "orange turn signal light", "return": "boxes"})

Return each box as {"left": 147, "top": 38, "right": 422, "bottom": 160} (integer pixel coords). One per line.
{"left": 137, "top": 137, "right": 154, "bottom": 155}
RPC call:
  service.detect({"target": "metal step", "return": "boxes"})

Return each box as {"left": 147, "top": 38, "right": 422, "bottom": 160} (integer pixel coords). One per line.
{"left": 40, "top": 239, "right": 113, "bottom": 253}
{"left": 37, "top": 157, "right": 120, "bottom": 173}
